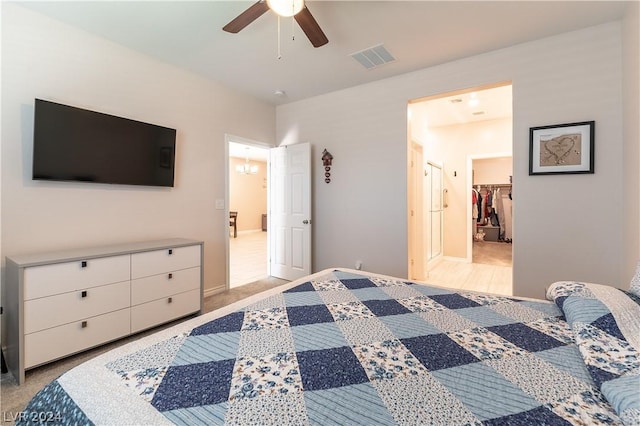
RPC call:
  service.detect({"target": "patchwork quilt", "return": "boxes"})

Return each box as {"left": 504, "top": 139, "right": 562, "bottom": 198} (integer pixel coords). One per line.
{"left": 20, "top": 269, "right": 624, "bottom": 425}
{"left": 547, "top": 281, "right": 640, "bottom": 425}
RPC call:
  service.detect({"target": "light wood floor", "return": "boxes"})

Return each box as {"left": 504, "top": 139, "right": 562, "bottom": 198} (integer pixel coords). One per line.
{"left": 423, "top": 241, "right": 513, "bottom": 296}
{"left": 228, "top": 231, "right": 513, "bottom": 295}
{"left": 229, "top": 230, "right": 268, "bottom": 288}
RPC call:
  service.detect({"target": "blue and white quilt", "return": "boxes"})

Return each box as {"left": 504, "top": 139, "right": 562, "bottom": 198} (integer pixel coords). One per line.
{"left": 20, "top": 269, "right": 624, "bottom": 425}
{"left": 547, "top": 280, "right": 640, "bottom": 425}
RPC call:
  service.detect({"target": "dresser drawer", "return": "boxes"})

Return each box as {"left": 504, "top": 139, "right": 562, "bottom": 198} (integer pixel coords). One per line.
{"left": 131, "top": 289, "right": 200, "bottom": 333}
{"left": 131, "top": 245, "right": 201, "bottom": 279}
{"left": 131, "top": 267, "right": 200, "bottom": 306}
{"left": 24, "top": 255, "right": 130, "bottom": 300}
{"left": 24, "top": 281, "right": 131, "bottom": 334}
{"left": 24, "top": 308, "right": 130, "bottom": 369}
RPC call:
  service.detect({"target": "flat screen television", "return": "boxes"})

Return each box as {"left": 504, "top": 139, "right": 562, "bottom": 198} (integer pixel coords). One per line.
{"left": 33, "top": 99, "right": 176, "bottom": 187}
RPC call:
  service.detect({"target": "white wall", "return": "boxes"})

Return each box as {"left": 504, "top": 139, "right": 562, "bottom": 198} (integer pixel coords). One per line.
{"left": 623, "top": 1, "right": 640, "bottom": 281}
{"left": 279, "top": 92, "right": 408, "bottom": 277}
{"left": 473, "top": 157, "right": 513, "bottom": 186}
{"left": 277, "top": 20, "right": 634, "bottom": 298}
{"left": 229, "top": 158, "right": 267, "bottom": 232}
{"left": 1, "top": 4, "right": 276, "bottom": 294}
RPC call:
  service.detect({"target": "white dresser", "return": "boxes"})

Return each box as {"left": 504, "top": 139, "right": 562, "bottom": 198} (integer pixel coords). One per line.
{"left": 3, "top": 238, "right": 203, "bottom": 384}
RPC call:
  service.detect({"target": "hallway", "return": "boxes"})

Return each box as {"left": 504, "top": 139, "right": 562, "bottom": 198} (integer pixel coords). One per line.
{"left": 229, "top": 230, "right": 268, "bottom": 288}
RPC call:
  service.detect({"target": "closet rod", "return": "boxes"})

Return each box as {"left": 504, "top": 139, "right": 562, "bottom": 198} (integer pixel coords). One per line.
{"left": 474, "top": 183, "right": 512, "bottom": 189}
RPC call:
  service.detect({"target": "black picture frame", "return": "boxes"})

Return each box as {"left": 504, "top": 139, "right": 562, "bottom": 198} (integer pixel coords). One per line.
{"left": 529, "top": 121, "right": 595, "bottom": 175}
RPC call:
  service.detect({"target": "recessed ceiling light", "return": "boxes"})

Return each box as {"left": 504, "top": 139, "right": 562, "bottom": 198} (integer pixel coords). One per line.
{"left": 274, "top": 90, "right": 286, "bottom": 97}
{"left": 450, "top": 98, "right": 463, "bottom": 103}
{"left": 472, "top": 111, "right": 485, "bottom": 115}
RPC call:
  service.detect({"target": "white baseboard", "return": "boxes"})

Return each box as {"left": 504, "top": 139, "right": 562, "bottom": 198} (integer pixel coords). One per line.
{"left": 204, "top": 286, "right": 226, "bottom": 298}
{"left": 235, "top": 229, "right": 264, "bottom": 235}
{"left": 442, "top": 255, "right": 470, "bottom": 263}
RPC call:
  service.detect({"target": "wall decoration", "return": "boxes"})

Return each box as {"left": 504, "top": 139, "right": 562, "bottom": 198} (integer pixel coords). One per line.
{"left": 321, "top": 149, "right": 333, "bottom": 183}
{"left": 529, "top": 121, "right": 594, "bottom": 175}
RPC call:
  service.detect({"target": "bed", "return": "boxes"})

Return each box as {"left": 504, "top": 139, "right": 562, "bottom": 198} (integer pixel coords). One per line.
{"left": 18, "top": 268, "right": 640, "bottom": 425}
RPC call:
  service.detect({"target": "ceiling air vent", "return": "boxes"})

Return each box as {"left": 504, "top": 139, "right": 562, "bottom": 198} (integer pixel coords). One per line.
{"left": 350, "top": 44, "right": 395, "bottom": 70}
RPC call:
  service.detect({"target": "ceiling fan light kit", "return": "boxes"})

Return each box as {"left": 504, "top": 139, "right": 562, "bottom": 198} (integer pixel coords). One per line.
{"left": 267, "top": 0, "right": 304, "bottom": 17}
{"left": 223, "top": 0, "right": 328, "bottom": 48}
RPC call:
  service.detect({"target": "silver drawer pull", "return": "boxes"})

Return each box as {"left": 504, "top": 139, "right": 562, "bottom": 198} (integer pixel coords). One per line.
{"left": 81, "top": 290, "right": 88, "bottom": 298}
{"left": 81, "top": 321, "right": 88, "bottom": 328}
{"left": 168, "top": 297, "right": 173, "bottom": 304}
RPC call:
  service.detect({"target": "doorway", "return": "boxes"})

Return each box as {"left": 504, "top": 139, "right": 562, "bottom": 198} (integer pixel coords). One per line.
{"left": 226, "top": 136, "right": 271, "bottom": 288}
{"left": 407, "top": 82, "right": 513, "bottom": 293}
{"left": 469, "top": 155, "right": 513, "bottom": 267}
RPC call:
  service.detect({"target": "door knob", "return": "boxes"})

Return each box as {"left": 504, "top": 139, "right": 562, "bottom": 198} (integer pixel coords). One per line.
{"left": 303, "top": 220, "right": 311, "bottom": 224}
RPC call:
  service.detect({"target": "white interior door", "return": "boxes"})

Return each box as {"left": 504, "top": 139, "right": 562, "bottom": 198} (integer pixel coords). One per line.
{"left": 425, "top": 162, "right": 443, "bottom": 265}
{"left": 430, "top": 163, "right": 443, "bottom": 258}
{"left": 425, "top": 165, "right": 433, "bottom": 261}
{"left": 269, "top": 143, "right": 312, "bottom": 280}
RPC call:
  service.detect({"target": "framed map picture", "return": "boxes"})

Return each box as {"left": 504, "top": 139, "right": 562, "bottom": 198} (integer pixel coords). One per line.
{"left": 529, "top": 121, "right": 594, "bottom": 175}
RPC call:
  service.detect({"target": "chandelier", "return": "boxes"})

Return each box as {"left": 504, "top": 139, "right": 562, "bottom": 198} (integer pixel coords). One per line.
{"left": 236, "top": 152, "right": 258, "bottom": 175}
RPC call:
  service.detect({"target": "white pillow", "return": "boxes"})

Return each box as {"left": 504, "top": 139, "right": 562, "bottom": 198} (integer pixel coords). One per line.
{"left": 630, "top": 260, "right": 640, "bottom": 296}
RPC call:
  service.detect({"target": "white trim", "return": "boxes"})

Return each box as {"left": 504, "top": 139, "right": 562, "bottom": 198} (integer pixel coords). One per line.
{"left": 203, "top": 286, "right": 225, "bottom": 298}
{"left": 442, "top": 255, "right": 469, "bottom": 263}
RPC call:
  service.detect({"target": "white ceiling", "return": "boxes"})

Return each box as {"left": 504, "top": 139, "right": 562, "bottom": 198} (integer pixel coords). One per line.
{"left": 229, "top": 141, "right": 269, "bottom": 161}
{"left": 411, "top": 83, "right": 513, "bottom": 127}
{"left": 16, "top": 0, "right": 629, "bottom": 110}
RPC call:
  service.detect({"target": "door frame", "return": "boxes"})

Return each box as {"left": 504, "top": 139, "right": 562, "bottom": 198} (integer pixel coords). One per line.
{"left": 408, "top": 141, "right": 424, "bottom": 280}
{"left": 225, "top": 133, "right": 273, "bottom": 289}
{"left": 466, "top": 152, "right": 512, "bottom": 263}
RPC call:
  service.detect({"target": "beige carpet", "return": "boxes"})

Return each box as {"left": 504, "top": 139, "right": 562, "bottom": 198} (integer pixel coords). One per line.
{"left": 0, "top": 276, "right": 289, "bottom": 423}
{"left": 473, "top": 240, "right": 512, "bottom": 267}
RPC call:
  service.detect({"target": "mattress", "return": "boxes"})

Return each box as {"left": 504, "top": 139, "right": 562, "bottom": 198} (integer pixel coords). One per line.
{"left": 18, "top": 268, "right": 639, "bottom": 425}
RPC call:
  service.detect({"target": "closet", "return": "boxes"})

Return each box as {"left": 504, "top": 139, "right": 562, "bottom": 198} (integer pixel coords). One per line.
{"left": 472, "top": 184, "right": 512, "bottom": 243}
{"left": 471, "top": 156, "right": 513, "bottom": 267}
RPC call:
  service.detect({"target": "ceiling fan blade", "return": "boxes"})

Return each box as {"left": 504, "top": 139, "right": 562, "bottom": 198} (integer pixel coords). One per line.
{"left": 223, "top": 1, "right": 270, "bottom": 33}
{"left": 294, "top": 6, "right": 328, "bottom": 48}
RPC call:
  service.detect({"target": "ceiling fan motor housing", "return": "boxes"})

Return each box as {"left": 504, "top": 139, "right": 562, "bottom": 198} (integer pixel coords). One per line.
{"left": 223, "top": 0, "right": 328, "bottom": 48}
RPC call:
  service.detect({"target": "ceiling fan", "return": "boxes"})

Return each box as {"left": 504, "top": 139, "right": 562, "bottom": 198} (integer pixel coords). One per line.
{"left": 223, "top": 0, "right": 328, "bottom": 48}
